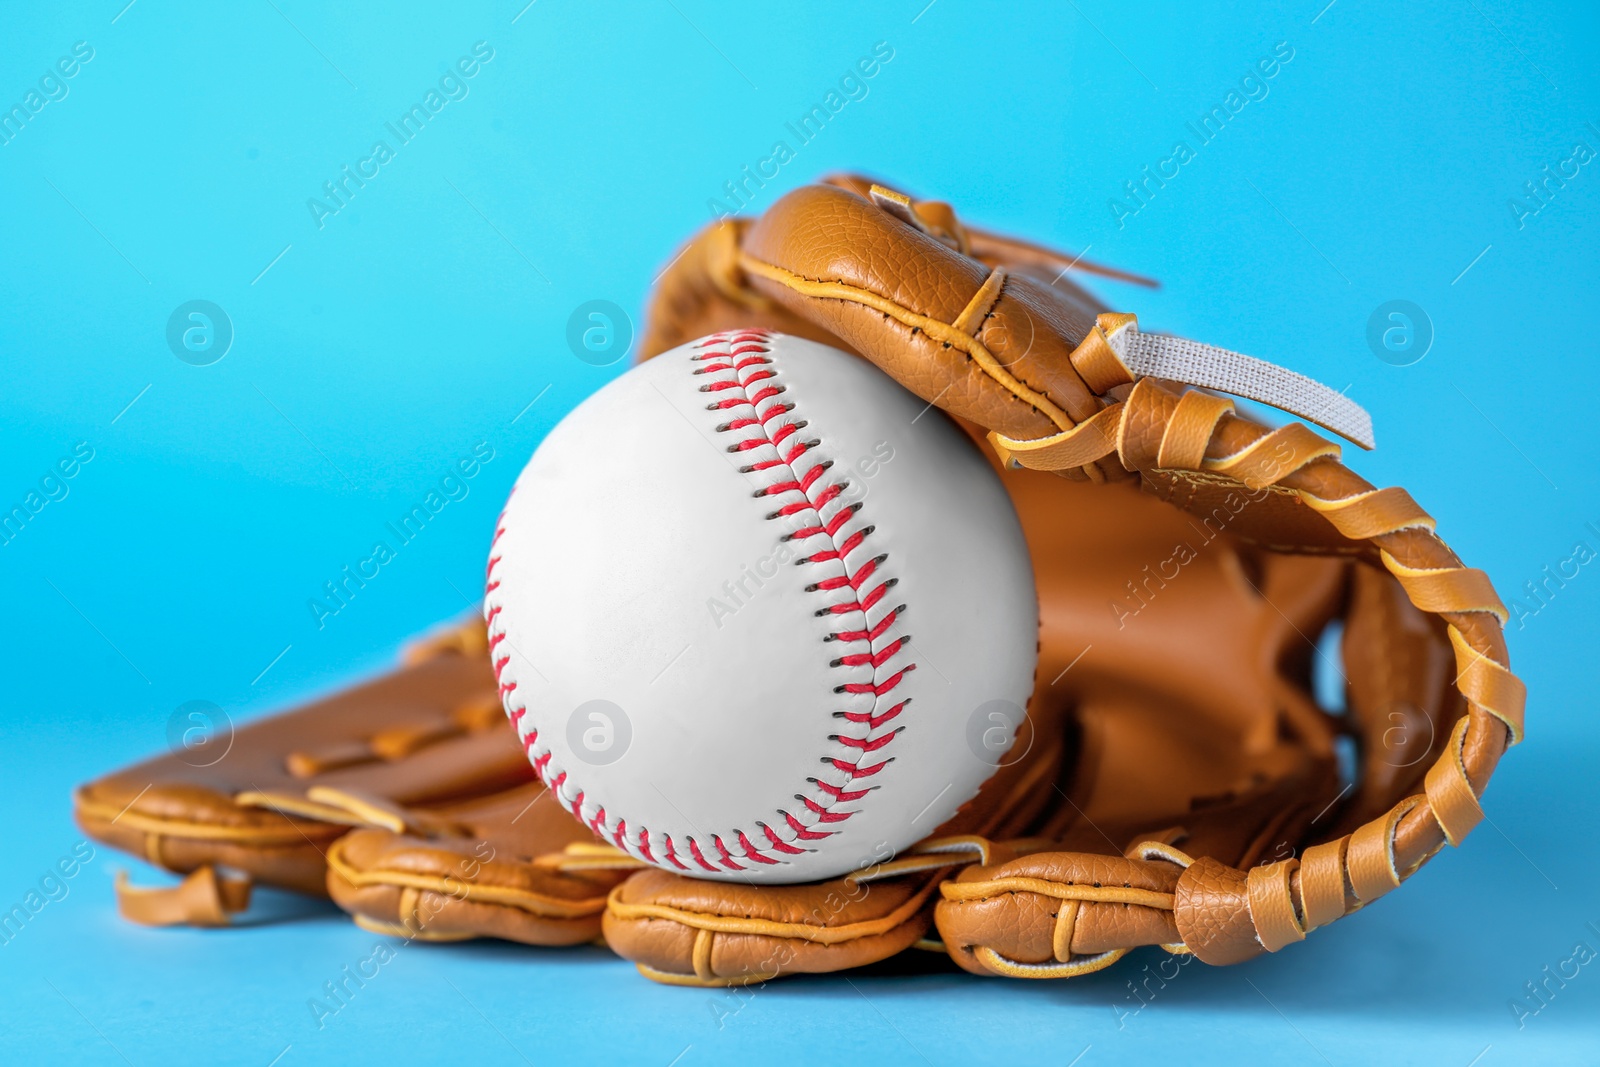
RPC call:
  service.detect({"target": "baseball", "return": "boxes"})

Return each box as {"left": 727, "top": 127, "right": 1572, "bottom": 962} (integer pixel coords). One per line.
{"left": 486, "top": 331, "right": 1037, "bottom": 883}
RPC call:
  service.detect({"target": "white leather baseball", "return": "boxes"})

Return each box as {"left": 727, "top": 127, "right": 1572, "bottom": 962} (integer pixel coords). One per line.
{"left": 486, "top": 331, "right": 1037, "bottom": 883}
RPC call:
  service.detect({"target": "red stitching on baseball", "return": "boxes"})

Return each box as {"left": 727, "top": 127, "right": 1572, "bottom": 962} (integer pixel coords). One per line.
{"left": 760, "top": 822, "right": 806, "bottom": 854}
{"left": 638, "top": 827, "right": 655, "bottom": 863}
{"left": 661, "top": 834, "right": 690, "bottom": 872}
{"left": 710, "top": 836, "right": 745, "bottom": 872}
{"left": 783, "top": 812, "right": 831, "bottom": 841}
{"left": 811, "top": 780, "right": 872, "bottom": 803}
{"left": 838, "top": 698, "right": 908, "bottom": 730}
{"left": 829, "top": 757, "right": 889, "bottom": 777}
{"left": 737, "top": 831, "right": 780, "bottom": 865}
{"left": 486, "top": 330, "right": 915, "bottom": 872}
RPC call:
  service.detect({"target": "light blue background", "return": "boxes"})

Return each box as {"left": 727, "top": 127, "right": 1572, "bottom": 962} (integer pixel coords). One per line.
{"left": 2, "top": 1, "right": 1596, "bottom": 1064}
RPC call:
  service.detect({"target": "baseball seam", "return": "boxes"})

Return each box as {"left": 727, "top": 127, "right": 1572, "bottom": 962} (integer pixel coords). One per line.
{"left": 485, "top": 329, "right": 916, "bottom": 874}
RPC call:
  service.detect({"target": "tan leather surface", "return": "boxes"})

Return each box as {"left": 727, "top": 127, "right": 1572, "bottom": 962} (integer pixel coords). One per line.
{"left": 74, "top": 622, "right": 533, "bottom": 897}
{"left": 738, "top": 183, "right": 1126, "bottom": 482}
{"left": 939, "top": 851, "right": 1182, "bottom": 976}
{"left": 326, "top": 782, "right": 624, "bottom": 946}
{"left": 115, "top": 865, "right": 253, "bottom": 927}
{"left": 1173, "top": 857, "right": 1264, "bottom": 966}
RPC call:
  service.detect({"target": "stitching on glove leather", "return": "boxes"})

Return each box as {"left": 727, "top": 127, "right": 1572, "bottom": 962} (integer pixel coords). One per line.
{"left": 736, "top": 252, "right": 1078, "bottom": 431}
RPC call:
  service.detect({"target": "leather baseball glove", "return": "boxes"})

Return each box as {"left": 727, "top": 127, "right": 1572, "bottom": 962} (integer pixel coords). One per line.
{"left": 78, "top": 175, "right": 1524, "bottom": 990}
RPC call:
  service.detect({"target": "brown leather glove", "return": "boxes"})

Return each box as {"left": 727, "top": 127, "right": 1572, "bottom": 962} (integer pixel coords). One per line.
{"left": 599, "top": 175, "right": 1525, "bottom": 983}
{"left": 79, "top": 175, "right": 1524, "bottom": 989}
{"left": 74, "top": 621, "right": 619, "bottom": 937}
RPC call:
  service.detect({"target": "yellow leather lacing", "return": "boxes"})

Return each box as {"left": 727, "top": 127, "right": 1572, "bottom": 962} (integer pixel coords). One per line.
{"left": 988, "top": 337, "right": 1524, "bottom": 959}
{"left": 324, "top": 836, "right": 613, "bottom": 920}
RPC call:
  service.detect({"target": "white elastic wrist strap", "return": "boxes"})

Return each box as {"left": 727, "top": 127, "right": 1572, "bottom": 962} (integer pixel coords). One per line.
{"left": 1107, "top": 325, "right": 1375, "bottom": 451}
